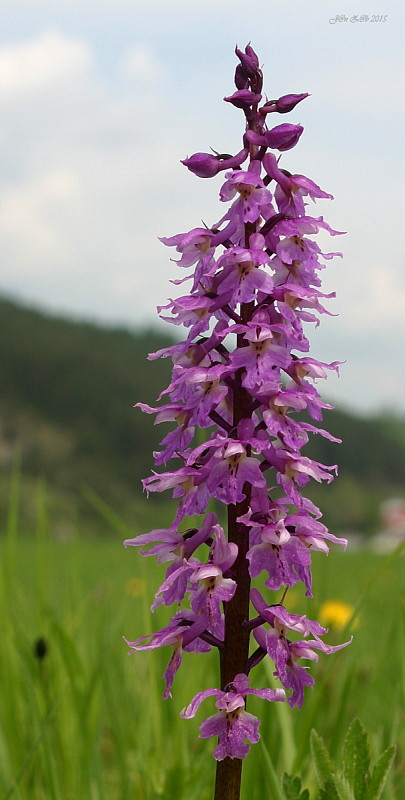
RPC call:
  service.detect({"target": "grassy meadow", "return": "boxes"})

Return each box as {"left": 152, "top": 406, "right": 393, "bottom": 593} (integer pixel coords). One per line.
{"left": 1, "top": 472, "right": 404, "bottom": 800}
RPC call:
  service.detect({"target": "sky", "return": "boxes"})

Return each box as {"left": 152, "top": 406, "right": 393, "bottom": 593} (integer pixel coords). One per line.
{"left": 0, "top": 0, "right": 404, "bottom": 415}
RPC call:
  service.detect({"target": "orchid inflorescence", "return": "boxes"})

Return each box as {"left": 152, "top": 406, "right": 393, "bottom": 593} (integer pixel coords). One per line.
{"left": 125, "top": 43, "right": 351, "bottom": 764}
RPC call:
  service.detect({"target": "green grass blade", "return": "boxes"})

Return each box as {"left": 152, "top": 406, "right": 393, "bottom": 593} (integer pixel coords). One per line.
{"left": 259, "top": 737, "right": 285, "bottom": 800}
{"left": 365, "top": 745, "right": 396, "bottom": 800}
{"left": 293, "top": 543, "right": 405, "bottom": 774}
{"left": 81, "top": 484, "right": 133, "bottom": 537}
{"left": 345, "top": 539, "right": 405, "bottom": 633}
{"left": 400, "top": 599, "right": 405, "bottom": 711}
{"left": 4, "top": 448, "right": 21, "bottom": 587}
{"left": 263, "top": 660, "right": 296, "bottom": 772}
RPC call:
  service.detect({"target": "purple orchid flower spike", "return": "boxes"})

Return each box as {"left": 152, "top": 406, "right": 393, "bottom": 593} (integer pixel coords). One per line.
{"left": 125, "top": 43, "right": 349, "bottom": 797}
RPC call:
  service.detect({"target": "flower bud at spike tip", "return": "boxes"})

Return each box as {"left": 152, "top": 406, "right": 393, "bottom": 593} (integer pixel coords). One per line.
{"left": 235, "top": 43, "right": 259, "bottom": 77}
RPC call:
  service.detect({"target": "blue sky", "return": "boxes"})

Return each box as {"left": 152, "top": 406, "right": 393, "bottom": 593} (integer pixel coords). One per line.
{"left": 0, "top": 1, "right": 404, "bottom": 414}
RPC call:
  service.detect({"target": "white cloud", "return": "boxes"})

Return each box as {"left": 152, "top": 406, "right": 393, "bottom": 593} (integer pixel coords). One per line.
{"left": 0, "top": 31, "right": 190, "bottom": 323}
{"left": 0, "top": 170, "right": 80, "bottom": 263}
{"left": 121, "top": 43, "right": 164, "bottom": 82}
{"left": 0, "top": 17, "right": 403, "bottom": 413}
{"left": 0, "top": 31, "right": 92, "bottom": 96}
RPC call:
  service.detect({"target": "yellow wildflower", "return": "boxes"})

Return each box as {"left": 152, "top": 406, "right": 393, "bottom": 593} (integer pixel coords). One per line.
{"left": 125, "top": 577, "right": 145, "bottom": 598}
{"left": 319, "top": 600, "right": 356, "bottom": 631}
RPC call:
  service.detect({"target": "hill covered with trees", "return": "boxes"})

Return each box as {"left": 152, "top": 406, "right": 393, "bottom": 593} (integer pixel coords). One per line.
{"left": 1, "top": 296, "right": 405, "bottom": 537}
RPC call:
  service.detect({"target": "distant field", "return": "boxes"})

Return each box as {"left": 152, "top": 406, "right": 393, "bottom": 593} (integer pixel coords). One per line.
{"left": 1, "top": 518, "right": 404, "bottom": 799}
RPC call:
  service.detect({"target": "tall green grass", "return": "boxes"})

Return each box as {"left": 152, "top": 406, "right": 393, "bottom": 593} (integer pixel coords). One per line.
{"left": 0, "top": 471, "right": 404, "bottom": 799}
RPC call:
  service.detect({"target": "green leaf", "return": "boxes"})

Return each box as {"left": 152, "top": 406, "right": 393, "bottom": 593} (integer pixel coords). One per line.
{"left": 365, "top": 745, "right": 396, "bottom": 800}
{"left": 282, "top": 773, "right": 309, "bottom": 800}
{"left": 343, "top": 718, "right": 370, "bottom": 800}
{"left": 318, "top": 776, "right": 341, "bottom": 800}
{"left": 310, "top": 729, "right": 335, "bottom": 788}
{"left": 334, "top": 773, "right": 356, "bottom": 800}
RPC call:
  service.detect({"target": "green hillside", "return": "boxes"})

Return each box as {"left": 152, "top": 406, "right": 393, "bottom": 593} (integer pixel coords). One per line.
{"left": 1, "top": 296, "right": 404, "bottom": 537}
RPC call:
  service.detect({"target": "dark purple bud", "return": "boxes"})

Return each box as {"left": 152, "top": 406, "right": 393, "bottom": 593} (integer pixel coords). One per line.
{"left": 224, "top": 89, "right": 262, "bottom": 109}
{"left": 234, "top": 63, "right": 249, "bottom": 90}
{"left": 246, "top": 123, "right": 303, "bottom": 152}
{"left": 181, "top": 153, "right": 221, "bottom": 178}
{"left": 260, "top": 93, "right": 310, "bottom": 115}
{"left": 181, "top": 147, "right": 248, "bottom": 178}
{"left": 245, "top": 44, "right": 259, "bottom": 64}
{"left": 246, "top": 45, "right": 259, "bottom": 72}
{"left": 235, "top": 43, "right": 259, "bottom": 77}
{"left": 264, "top": 123, "right": 303, "bottom": 150}
{"left": 275, "top": 93, "right": 310, "bottom": 113}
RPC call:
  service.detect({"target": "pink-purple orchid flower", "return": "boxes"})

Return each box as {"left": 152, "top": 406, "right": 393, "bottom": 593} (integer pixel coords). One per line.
{"left": 181, "top": 673, "right": 285, "bottom": 760}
